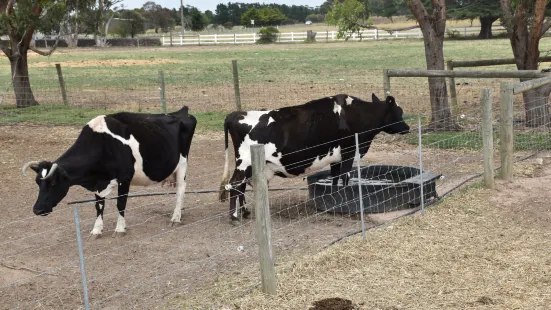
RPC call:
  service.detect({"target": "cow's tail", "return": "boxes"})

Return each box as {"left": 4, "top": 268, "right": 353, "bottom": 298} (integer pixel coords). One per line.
{"left": 219, "top": 118, "right": 230, "bottom": 202}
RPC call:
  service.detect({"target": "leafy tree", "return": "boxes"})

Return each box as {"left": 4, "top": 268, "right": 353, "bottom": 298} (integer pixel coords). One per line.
{"left": 306, "top": 14, "right": 325, "bottom": 23}
{"left": 259, "top": 7, "right": 286, "bottom": 25}
{"left": 500, "top": 0, "right": 551, "bottom": 127}
{"left": 115, "top": 10, "right": 145, "bottom": 38}
{"left": 204, "top": 10, "right": 214, "bottom": 24}
{"left": 215, "top": 3, "right": 231, "bottom": 25}
{"left": 142, "top": 1, "right": 174, "bottom": 33}
{"left": 241, "top": 8, "right": 261, "bottom": 26}
{"left": 326, "top": 0, "right": 371, "bottom": 39}
{"left": 189, "top": 7, "right": 208, "bottom": 31}
{"left": 371, "top": 0, "right": 400, "bottom": 21}
{"left": 448, "top": 0, "right": 500, "bottom": 39}
{"left": 0, "top": 0, "right": 94, "bottom": 108}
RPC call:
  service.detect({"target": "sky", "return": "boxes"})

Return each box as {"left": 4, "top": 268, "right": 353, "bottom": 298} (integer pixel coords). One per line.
{"left": 122, "top": 0, "right": 323, "bottom": 12}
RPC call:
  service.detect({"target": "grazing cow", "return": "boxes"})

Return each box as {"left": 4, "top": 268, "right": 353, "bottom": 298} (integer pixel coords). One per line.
{"left": 219, "top": 94, "right": 409, "bottom": 225}
{"left": 21, "top": 107, "right": 197, "bottom": 237}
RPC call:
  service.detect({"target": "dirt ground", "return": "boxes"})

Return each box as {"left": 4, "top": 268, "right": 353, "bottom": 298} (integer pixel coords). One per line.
{"left": 30, "top": 59, "right": 185, "bottom": 68}
{"left": 186, "top": 159, "right": 551, "bottom": 309}
{"left": 0, "top": 124, "right": 513, "bottom": 309}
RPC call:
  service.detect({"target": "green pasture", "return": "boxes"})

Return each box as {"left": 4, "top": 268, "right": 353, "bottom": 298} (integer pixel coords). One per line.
{"left": 2, "top": 37, "right": 551, "bottom": 149}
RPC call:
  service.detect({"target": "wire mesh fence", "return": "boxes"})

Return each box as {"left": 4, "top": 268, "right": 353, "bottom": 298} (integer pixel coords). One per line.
{"left": 1, "top": 62, "right": 551, "bottom": 308}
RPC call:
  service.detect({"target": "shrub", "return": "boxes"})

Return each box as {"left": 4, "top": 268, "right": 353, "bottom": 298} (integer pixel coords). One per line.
{"left": 256, "top": 26, "right": 279, "bottom": 44}
{"left": 306, "top": 14, "right": 325, "bottom": 23}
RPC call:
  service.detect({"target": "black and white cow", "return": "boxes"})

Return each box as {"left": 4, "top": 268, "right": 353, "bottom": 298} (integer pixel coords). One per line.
{"left": 21, "top": 107, "right": 197, "bottom": 237}
{"left": 219, "top": 94, "right": 409, "bottom": 225}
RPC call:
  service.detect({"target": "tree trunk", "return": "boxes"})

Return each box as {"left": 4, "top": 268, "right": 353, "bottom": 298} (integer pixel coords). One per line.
{"left": 9, "top": 50, "right": 38, "bottom": 108}
{"left": 421, "top": 25, "right": 457, "bottom": 131}
{"left": 408, "top": 0, "right": 457, "bottom": 131}
{"left": 478, "top": 16, "right": 497, "bottom": 39}
{"left": 500, "top": 0, "right": 551, "bottom": 127}
{"left": 520, "top": 80, "right": 551, "bottom": 127}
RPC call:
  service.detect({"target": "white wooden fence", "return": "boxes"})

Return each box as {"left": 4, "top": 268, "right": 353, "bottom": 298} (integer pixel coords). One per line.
{"left": 161, "top": 26, "right": 507, "bottom": 46}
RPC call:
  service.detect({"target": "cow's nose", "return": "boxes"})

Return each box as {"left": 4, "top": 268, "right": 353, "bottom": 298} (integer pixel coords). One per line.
{"left": 34, "top": 208, "right": 46, "bottom": 216}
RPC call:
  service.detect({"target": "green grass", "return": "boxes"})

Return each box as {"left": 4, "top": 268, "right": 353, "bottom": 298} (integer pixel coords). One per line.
{"left": 0, "top": 105, "right": 227, "bottom": 131}
{"left": 5, "top": 37, "right": 550, "bottom": 87}
{"left": 405, "top": 131, "right": 551, "bottom": 151}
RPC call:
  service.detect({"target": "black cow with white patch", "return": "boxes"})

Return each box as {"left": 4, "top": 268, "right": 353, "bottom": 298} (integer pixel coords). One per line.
{"left": 21, "top": 107, "right": 197, "bottom": 237}
{"left": 219, "top": 94, "right": 409, "bottom": 225}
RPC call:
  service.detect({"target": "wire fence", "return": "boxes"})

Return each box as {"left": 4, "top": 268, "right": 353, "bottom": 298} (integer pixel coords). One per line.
{"left": 1, "top": 63, "right": 551, "bottom": 308}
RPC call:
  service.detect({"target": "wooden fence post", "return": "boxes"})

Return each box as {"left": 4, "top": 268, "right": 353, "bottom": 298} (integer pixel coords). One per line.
{"left": 55, "top": 64, "right": 69, "bottom": 106}
{"left": 447, "top": 60, "right": 458, "bottom": 115}
{"left": 499, "top": 82, "right": 514, "bottom": 181}
{"left": 251, "top": 144, "right": 277, "bottom": 295}
{"left": 383, "top": 69, "right": 390, "bottom": 95}
{"left": 481, "top": 88, "right": 495, "bottom": 189}
{"left": 169, "top": 31, "right": 173, "bottom": 47}
{"left": 232, "top": 60, "right": 242, "bottom": 111}
{"left": 159, "top": 70, "right": 166, "bottom": 114}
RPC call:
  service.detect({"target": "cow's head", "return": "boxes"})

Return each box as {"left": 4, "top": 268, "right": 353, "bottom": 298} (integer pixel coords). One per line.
{"left": 373, "top": 93, "right": 410, "bottom": 135}
{"left": 22, "top": 161, "right": 70, "bottom": 216}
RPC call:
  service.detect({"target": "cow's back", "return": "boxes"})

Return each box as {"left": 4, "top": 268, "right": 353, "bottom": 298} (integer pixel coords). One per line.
{"left": 106, "top": 112, "right": 184, "bottom": 182}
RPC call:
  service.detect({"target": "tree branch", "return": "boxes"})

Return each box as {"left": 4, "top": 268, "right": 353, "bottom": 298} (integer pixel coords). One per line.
{"left": 407, "top": 0, "right": 429, "bottom": 29}
{"left": 531, "top": 0, "right": 546, "bottom": 50}
{"left": 500, "top": 0, "right": 514, "bottom": 35}
{"left": 29, "top": 44, "right": 58, "bottom": 56}
{"left": 542, "top": 18, "right": 551, "bottom": 36}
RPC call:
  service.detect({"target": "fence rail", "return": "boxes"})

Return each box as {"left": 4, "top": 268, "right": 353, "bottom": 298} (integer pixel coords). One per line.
{"left": 160, "top": 25, "right": 507, "bottom": 46}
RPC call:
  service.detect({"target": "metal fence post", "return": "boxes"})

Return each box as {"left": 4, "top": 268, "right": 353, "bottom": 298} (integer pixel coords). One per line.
{"left": 447, "top": 60, "right": 458, "bottom": 115}
{"left": 383, "top": 69, "right": 390, "bottom": 96}
{"left": 73, "top": 206, "right": 90, "bottom": 310}
{"left": 158, "top": 70, "right": 166, "bottom": 114}
{"left": 500, "top": 82, "right": 514, "bottom": 181}
{"left": 355, "top": 133, "right": 366, "bottom": 242}
{"left": 481, "top": 88, "right": 495, "bottom": 188}
{"left": 418, "top": 117, "right": 425, "bottom": 215}
{"left": 55, "top": 64, "right": 69, "bottom": 106}
{"left": 232, "top": 60, "right": 242, "bottom": 111}
{"left": 251, "top": 144, "right": 276, "bottom": 295}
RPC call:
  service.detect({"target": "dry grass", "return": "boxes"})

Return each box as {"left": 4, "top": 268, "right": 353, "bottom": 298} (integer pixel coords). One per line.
{"left": 181, "top": 161, "right": 551, "bottom": 310}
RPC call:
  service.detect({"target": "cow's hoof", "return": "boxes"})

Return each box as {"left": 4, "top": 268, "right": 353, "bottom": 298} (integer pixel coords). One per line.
{"left": 169, "top": 221, "right": 181, "bottom": 227}
{"left": 230, "top": 219, "right": 241, "bottom": 227}
{"left": 112, "top": 231, "right": 126, "bottom": 238}
{"left": 88, "top": 233, "right": 102, "bottom": 240}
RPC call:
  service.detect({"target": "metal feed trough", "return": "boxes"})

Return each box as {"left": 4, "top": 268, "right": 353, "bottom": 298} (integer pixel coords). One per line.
{"left": 306, "top": 165, "right": 441, "bottom": 214}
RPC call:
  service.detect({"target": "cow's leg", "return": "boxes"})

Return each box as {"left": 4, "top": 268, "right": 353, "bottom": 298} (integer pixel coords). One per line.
{"left": 228, "top": 169, "right": 246, "bottom": 225}
{"left": 236, "top": 182, "right": 249, "bottom": 219}
{"left": 340, "top": 157, "right": 355, "bottom": 187}
{"left": 90, "top": 195, "right": 105, "bottom": 238}
{"left": 113, "top": 181, "right": 130, "bottom": 237}
{"left": 170, "top": 156, "right": 188, "bottom": 226}
{"left": 330, "top": 163, "right": 341, "bottom": 186}
{"left": 241, "top": 192, "right": 252, "bottom": 219}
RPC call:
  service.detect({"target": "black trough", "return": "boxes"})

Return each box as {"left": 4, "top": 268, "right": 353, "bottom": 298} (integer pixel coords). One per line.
{"left": 306, "top": 165, "right": 441, "bottom": 214}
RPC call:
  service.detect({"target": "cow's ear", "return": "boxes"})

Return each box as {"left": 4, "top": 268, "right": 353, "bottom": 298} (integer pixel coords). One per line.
{"left": 372, "top": 93, "right": 380, "bottom": 102}
{"left": 386, "top": 96, "right": 396, "bottom": 105}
